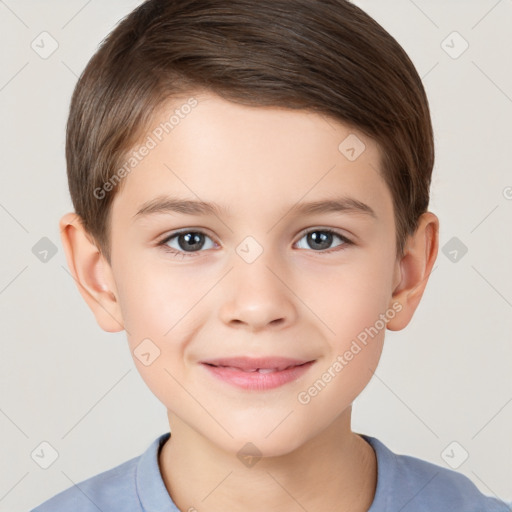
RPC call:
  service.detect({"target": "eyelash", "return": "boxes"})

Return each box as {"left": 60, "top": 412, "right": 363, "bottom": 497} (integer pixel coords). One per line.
{"left": 157, "top": 228, "right": 354, "bottom": 259}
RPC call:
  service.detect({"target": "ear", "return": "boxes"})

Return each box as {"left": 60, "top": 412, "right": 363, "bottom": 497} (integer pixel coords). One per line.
{"left": 386, "top": 212, "right": 439, "bottom": 331}
{"left": 59, "top": 212, "right": 125, "bottom": 332}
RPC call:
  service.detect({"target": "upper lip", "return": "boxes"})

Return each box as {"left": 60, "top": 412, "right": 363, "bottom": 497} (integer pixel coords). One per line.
{"left": 201, "top": 357, "right": 313, "bottom": 371}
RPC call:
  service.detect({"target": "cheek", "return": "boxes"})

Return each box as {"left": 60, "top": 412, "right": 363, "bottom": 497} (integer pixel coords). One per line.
{"left": 118, "top": 277, "right": 192, "bottom": 410}
{"left": 296, "top": 278, "right": 388, "bottom": 417}
{"left": 309, "top": 251, "right": 395, "bottom": 404}
{"left": 298, "top": 252, "right": 393, "bottom": 344}
{"left": 116, "top": 257, "right": 203, "bottom": 340}
{"left": 113, "top": 238, "right": 395, "bottom": 414}
{"left": 113, "top": 261, "right": 207, "bottom": 396}
{"left": 296, "top": 335, "right": 385, "bottom": 424}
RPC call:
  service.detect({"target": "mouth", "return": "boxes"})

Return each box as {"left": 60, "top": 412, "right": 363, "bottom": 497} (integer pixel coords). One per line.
{"left": 200, "top": 357, "right": 315, "bottom": 390}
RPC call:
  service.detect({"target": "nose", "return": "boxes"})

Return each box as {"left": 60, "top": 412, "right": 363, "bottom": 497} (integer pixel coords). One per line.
{"left": 218, "top": 251, "right": 298, "bottom": 332}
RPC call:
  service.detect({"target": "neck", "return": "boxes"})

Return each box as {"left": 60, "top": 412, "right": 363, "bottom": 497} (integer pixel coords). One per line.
{"left": 158, "top": 408, "right": 377, "bottom": 512}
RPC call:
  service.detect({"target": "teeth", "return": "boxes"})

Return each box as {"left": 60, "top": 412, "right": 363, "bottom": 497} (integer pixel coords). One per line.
{"left": 228, "top": 367, "right": 278, "bottom": 373}
{"left": 215, "top": 365, "right": 286, "bottom": 373}
{"left": 221, "top": 366, "right": 258, "bottom": 372}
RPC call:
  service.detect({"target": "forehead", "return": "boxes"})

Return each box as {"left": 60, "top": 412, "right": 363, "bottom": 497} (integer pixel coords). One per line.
{"left": 111, "top": 93, "right": 392, "bottom": 225}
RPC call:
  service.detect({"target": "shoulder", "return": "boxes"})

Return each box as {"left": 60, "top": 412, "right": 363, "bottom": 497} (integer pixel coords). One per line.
{"left": 362, "top": 435, "right": 511, "bottom": 512}
{"left": 30, "top": 455, "right": 140, "bottom": 512}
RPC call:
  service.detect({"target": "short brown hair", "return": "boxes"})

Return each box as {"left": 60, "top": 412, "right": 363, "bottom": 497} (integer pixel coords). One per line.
{"left": 66, "top": 0, "right": 434, "bottom": 263}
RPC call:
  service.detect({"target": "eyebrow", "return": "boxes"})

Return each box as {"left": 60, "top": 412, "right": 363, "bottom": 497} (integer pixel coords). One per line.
{"left": 133, "top": 195, "right": 377, "bottom": 220}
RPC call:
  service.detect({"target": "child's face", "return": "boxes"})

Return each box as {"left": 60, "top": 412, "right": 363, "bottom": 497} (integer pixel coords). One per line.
{"left": 107, "top": 93, "right": 402, "bottom": 455}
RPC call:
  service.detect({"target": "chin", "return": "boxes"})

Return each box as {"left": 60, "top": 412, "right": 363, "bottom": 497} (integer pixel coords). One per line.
{"left": 213, "top": 421, "right": 313, "bottom": 460}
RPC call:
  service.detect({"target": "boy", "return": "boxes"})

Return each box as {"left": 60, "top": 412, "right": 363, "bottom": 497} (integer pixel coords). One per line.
{"left": 32, "top": 0, "right": 510, "bottom": 510}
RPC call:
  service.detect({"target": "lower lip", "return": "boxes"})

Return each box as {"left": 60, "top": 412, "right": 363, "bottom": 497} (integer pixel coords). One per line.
{"left": 201, "top": 361, "right": 315, "bottom": 390}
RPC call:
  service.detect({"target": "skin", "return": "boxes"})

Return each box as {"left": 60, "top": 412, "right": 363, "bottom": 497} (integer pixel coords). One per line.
{"left": 60, "top": 93, "right": 439, "bottom": 512}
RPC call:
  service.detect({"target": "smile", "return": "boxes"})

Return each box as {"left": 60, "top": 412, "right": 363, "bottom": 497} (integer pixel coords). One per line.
{"left": 201, "top": 357, "right": 315, "bottom": 390}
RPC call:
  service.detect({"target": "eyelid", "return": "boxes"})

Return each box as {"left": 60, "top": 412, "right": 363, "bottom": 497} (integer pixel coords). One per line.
{"left": 158, "top": 226, "right": 352, "bottom": 245}
{"left": 158, "top": 227, "right": 218, "bottom": 246}
{"left": 294, "top": 226, "right": 353, "bottom": 245}
{"left": 158, "top": 226, "right": 354, "bottom": 259}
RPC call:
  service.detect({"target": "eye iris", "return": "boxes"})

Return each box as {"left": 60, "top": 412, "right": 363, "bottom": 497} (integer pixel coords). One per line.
{"left": 179, "top": 232, "right": 204, "bottom": 252}
{"left": 308, "top": 231, "right": 332, "bottom": 250}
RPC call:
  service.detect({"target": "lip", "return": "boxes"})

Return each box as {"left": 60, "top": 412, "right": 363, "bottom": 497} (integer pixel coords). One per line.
{"left": 201, "top": 357, "right": 315, "bottom": 391}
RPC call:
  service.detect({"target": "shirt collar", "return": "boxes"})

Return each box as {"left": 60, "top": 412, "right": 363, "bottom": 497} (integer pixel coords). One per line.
{"left": 135, "top": 432, "right": 390, "bottom": 512}
{"left": 136, "top": 432, "right": 175, "bottom": 512}
{"left": 361, "top": 434, "right": 395, "bottom": 512}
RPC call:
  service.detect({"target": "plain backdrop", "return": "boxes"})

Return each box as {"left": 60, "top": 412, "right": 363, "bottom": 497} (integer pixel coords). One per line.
{"left": 0, "top": 1, "right": 511, "bottom": 510}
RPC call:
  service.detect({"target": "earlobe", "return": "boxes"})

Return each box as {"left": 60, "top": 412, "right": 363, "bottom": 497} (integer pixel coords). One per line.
{"left": 386, "top": 212, "right": 439, "bottom": 331}
{"left": 59, "top": 212, "right": 125, "bottom": 333}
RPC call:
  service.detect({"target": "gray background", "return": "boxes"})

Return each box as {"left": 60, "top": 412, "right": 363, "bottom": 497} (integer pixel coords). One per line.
{"left": 1, "top": 1, "right": 511, "bottom": 510}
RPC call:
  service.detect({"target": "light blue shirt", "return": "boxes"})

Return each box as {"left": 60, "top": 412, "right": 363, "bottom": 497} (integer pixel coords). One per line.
{"left": 31, "top": 432, "right": 510, "bottom": 511}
